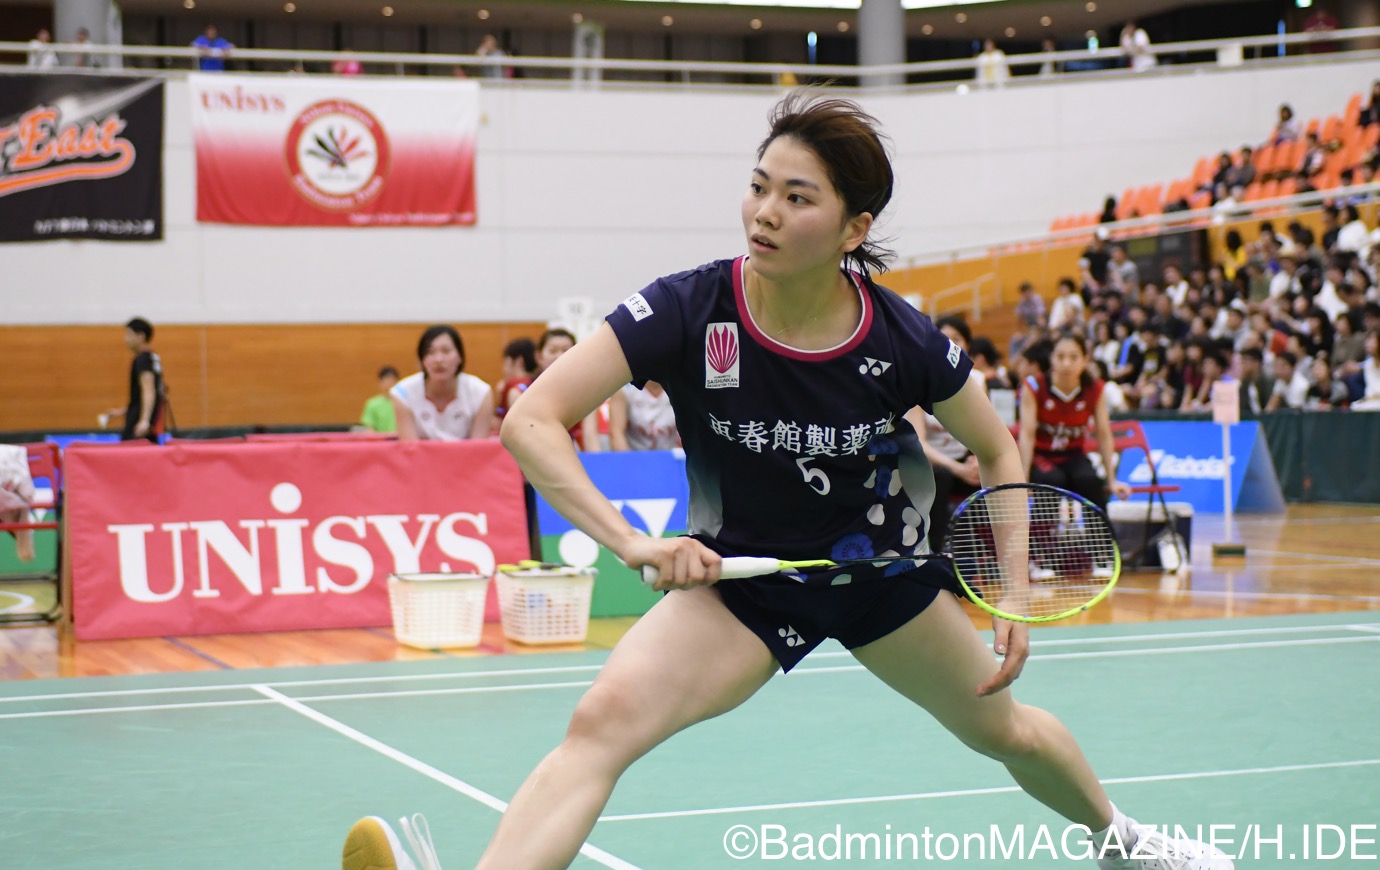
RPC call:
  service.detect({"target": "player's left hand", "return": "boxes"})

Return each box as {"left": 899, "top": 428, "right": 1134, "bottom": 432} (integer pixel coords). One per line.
{"left": 977, "top": 618, "right": 1029, "bottom": 696}
{"left": 1110, "top": 480, "right": 1133, "bottom": 500}
{"left": 133, "top": 420, "right": 150, "bottom": 437}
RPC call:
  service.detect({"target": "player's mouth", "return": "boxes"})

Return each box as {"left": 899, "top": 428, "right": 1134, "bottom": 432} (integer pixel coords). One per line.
{"left": 750, "top": 233, "right": 778, "bottom": 252}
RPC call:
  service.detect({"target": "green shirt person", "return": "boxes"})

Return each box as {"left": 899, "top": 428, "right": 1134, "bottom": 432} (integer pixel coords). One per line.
{"left": 357, "top": 366, "right": 399, "bottom": 433}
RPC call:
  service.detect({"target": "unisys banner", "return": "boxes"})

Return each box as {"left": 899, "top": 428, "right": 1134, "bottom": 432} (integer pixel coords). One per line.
{"left": 190, "top": 74, "right": 478, "bottom": 226}
{"left": 65, "top": 440, "right": 528, "bottom": 640}
{"left": 0, "top": 74, "right": 163, "bottom": 242}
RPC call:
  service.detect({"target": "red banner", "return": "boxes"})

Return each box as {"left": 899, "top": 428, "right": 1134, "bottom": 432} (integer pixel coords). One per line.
{"left": 66, "top": 440, "right": 529, "bottom": 640}
{"left": 190, "top": 75, "right": 478, "bottom": 227}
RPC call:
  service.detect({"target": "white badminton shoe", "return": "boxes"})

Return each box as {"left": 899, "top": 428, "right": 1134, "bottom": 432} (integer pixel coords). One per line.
{"left": 1096, "top": 822, "right": 1235, "bottom": 869}
{"left": 342, "top": 813, "right": 442, "bottom": 870}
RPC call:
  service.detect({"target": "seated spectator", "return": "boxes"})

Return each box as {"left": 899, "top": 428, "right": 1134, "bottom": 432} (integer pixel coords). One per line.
{"left": 1049, "top": 277, "right": 1085, "bottom": 333}
{"left": 1270, "top": 252, "right": 1304, "bottom": 298}
{"left": 1236, "top": 347, "right": 1272, "bottom": 415}
{"left": 1148, "top": 340, "right": 1188, "bottom": 409}
{"left": 494, "top": 337, "right": 538, "bottom": 422}
{"left": 332, "top": 49, "right": 363, "bottom": 75}
{"left": 1351, "top": 331, "right": 1380, "bottom": 409}
{"left": 1304, "top": 356, "right": 1349, "bottom": 408}
{"left": 1162, "top": 264, "right": 1190, "bottom": 306}
{"left": 607, "top": 379, "right": 680, "bottom": 451}
{"left": 1018, "top": 334, "right": 1131, "bottom": 518}
{"left": 1107, "top": 245, "right": 1139, "bottom": 296}
{"left": 1225, "top": 147, "right": 1256, "bottom": 191}
{"left": 1265, "top": 350, "right": 1310, "bottom": 410}
{"left": 1148, "top": 293, "right": 1187, "bottom": 341}
{"left": 356, "top": 366, "right": 400, "bottom": 433}
{"left": 1297, "top": 132, "right": 1328, "bottom": 184}
{"left": 1092, "top": 360, "right": 1129, "bottom": 411}
{"left": 0, "top": 445, "right": 37, "bottom": 563}
{"left": 1361, "top": 80, "right": 1380, "bottom": 128}
{"left": 1301, "top": 308, "right": 1335, "bottom": 359}
{"left": 1337, "top": 205, "right": 1371, "bottom": 253}
{"left": 1099, "top": 196, "right": 1118, "bottom": 224}
{"left": 1271, "top": 103, "right": 1302, "bottom": 146}
{"left": 1181, "top": 345, "right": 1226, "bottom": 411}
{"left": 392, "top": 325, "right": 494, "bottom": 441}
{"left": 1015, "top": 280, "right": 1047, "bottom": 328}
{"left": 969, "top": 337, "right": 1011, "bottom": 390}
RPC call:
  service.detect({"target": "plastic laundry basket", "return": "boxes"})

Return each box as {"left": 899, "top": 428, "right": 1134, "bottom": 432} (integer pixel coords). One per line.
{"left": 387, "top": 572, "right": 490, "bottom": 649}
{"left": 495, "top": 566, "right": 596, "bottom": 644}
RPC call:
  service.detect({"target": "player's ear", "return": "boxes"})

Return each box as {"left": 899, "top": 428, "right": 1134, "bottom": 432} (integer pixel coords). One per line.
{"left": 841, "top": 212, "right": 873, "bottom": 254}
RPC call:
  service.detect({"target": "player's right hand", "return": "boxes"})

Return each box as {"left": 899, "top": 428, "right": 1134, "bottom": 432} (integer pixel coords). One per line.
{"left": 620, "top": 535, "right": 722, "bottom": 590}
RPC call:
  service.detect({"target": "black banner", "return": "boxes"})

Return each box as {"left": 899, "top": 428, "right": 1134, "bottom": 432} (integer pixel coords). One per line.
{"left": 0, "top": 73, "right": 163, "bottom": 243}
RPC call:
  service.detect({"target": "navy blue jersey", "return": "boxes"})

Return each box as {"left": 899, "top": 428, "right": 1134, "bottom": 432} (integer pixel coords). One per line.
{"left": 606, "top": 257, "right": 974, "bottom": 573}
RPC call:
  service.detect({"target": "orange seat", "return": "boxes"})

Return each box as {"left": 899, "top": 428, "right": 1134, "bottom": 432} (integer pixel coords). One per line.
{"left": 1344, "top": 93, "right": 1362, "bottom": 129}
{"left": 1191, "top": 156, "right": 1213, "bottom": 187}
{"left": 1189, "top": 190, "right": 1211, "bottom": 210}
{"left": 1320, "top": 115, "right": 1342, "bottom": 146}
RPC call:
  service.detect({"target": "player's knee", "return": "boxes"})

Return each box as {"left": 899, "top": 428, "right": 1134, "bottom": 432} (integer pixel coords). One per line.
{"left": 566, "top": 680, "right": 654, "bottom": 748}
{"left": 959, "top": 705, "right": 1040, "bottom": 761}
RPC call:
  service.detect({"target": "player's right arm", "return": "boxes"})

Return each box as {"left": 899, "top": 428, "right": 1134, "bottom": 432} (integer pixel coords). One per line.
{"left": 1017, "top": 379, "right": 1037, "bottom": 478}
{"left": 501, "top": 322, "right": 719, "bottom": 589}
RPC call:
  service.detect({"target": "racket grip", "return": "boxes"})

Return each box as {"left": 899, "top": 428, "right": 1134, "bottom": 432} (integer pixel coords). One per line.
{"left": 640, "top": 556, "right": 783, "bottom": 587}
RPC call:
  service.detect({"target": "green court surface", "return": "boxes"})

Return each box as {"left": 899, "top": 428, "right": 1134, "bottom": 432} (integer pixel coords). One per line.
{"left": 3, "top": 613, "right": 1378, "bottom": 869}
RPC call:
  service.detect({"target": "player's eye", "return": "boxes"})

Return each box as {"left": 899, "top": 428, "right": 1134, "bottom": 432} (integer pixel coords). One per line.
{"left": 749, "top": 182, "right": 763, "bottom": 194}
{"left": 788, "top": 193, "right": 810, "bottom": 205}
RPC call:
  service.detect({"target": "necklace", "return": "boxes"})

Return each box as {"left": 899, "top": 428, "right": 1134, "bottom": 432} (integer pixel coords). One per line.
{"left": 748, "top": 271, "right": 827, "bottom": 338}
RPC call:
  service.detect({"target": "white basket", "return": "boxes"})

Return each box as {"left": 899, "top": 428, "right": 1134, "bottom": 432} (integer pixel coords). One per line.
{"left": 496, "top": 567, "right": 596, "bottom": 645}
{"left": 387, "top": 573, "right": 490, "bottom": 649}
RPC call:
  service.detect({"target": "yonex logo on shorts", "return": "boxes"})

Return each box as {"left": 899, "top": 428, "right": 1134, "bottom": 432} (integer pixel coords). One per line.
{"left": 705, "top": 323, "right": 740, "bottom": 389}
{"left": 946, "top": 339, "right": 962, "bottom": 368}
{"left": 622, "top": 292, "right": 654, "bottom": 321}
{"left": 779, "top": 625, "right": 803, "bottom": 647}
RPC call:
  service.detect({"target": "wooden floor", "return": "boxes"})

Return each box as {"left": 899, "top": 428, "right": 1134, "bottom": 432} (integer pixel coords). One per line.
{"left": 2, "top": 504, "right": 1377, "bottom": 681}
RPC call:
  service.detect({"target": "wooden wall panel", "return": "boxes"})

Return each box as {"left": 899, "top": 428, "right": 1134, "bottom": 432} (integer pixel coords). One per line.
{"left": 0, "top": 322, "right": 547, "bottom": 432}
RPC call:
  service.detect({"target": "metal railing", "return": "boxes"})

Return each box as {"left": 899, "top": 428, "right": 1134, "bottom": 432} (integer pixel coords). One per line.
{"left": 923, "top": 273, "right": 1000, "bottom": 322}
{"left": 1, "top": 25, "right": 1377, "bottom": 88}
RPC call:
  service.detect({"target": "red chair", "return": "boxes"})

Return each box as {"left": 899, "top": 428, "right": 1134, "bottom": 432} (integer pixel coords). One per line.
{"left": 0, "top": 443, "right": 63, "bottom": 624}
{"left": 1108, "top": 420, "right": 1185, "bottom": 569}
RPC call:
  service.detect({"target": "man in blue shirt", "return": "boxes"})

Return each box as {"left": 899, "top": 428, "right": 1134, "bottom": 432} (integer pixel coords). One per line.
{"left": 192, "top": 24, "right": 232, "bottom": 72}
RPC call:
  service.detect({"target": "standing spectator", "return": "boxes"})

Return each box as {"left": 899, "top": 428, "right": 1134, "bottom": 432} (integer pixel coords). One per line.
{"left": 356, "top": 366, "right": 400, "bottom": 434}
{"left": 1037, "top": 38, "right": 1060, "bottom": 78}
{"left": 975, "top": 39, "right": 1009, "bottom": 89}
{"left": 1081, "top": 227, "right": 1112, "bottom": 287}
{"left": 1119, "top": 21, "right": 1156, "bottom": 72}
{"left": 192, "top": 24, "right": 233, "bottom": 72}
{"left": 27, "top": 29, "right": 58, "bottom": 69}
{"left": 475, "top": 33, "right": 507, "bottom": 79}
{"left": 70, "top": 27, "right": 98, "bottom": 68}
{"left": 391, "top": 325, "right": 493, "bottom": 441}
{"left": 1048, "top": 277, "right": 1085, "bottom": 334}
{"left": 1303, "top": 6, "right": 1340, "bottom": 54}
{"left": 332, "top": 49, "right": 363, "bottom": 76}
{"left": 1014, "top": 281, "right": 1047, "bottom": 329}
{"left": 608, "top": 382, "right": 680, "bottom": 451}
{"left": 1271, "top": 104, "right": 1302, "bottom": 146}
{"left": 103, "top": 318, "right": 166, "bottom": 443}
{"left": 1361, "top": 81, "right": 1380, "bottom": 128}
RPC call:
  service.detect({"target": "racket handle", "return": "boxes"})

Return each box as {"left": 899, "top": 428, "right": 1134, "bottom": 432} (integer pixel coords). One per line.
{"left": 640, "top": 556, "right": 784, "bottom": 587}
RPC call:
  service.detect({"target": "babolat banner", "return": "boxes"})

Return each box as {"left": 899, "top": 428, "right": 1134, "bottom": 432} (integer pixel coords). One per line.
{"left": 0, "top": 74, "right": 163, "bottom": 243}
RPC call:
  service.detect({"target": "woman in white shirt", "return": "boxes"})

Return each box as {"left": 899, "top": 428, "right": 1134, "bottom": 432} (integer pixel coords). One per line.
{"left": 975, "top": 39, "right": 1009, "bottom": 89}
{"left": 608, "top": 381, "right": 680, "bottom": 451}
{"left": 391, "top": 324, "right": 494, "bottom": 441}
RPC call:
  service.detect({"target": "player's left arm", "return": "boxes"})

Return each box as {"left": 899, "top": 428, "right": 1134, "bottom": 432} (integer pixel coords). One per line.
{"left": 1093, "top": 388, "right": 1132, "bottom": 499}
{"left": 932, "top": 377, "right": 1029, "bottom": 691}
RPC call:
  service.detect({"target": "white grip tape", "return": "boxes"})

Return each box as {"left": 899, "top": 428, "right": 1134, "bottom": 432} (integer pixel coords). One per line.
{"left": 640, "top": 556, "right": 784, "bottom": 586}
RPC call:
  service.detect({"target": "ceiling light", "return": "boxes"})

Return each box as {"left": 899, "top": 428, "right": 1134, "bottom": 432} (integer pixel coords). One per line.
{"left": 837, "top": 20, "right": 849, "bottom": 32}
{"left": 477, "top": 9, "right": 490, "bottom": 20}
{"left": 1004, "top": 26, "right": 1015, "bottom": 37}
{"left": 1041, "top": 16, "right": 1052, "bottom": 26}
{"left": 955, "top": 12, "right": 967, "bottom": 23}
{"left": 381, "top": 5, "right": 393, "bottom": 15}
{"left": 661, "top": 15, "right": 673, "bottom": 26}
{"left": 1085, "top": 1, "right": 1097, "bottom": 10}
{"left": 921, "top": 23, "right": 934, "bottom": 35}
{"left": 750, "top": 18, "right": 762, "bottom": 29}
{"left": 182, "top": 0, "right": 194, "bottom": 8}
{"left": 284, "top": 2, "right": 295, "bottom": 11}
{"left": 1085, "top": 29, "right": 1097, "bottom": 38}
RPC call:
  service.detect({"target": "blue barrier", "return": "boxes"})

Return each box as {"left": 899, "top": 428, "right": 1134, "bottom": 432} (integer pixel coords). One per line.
{"left": 1114, "top": 421, "right": 1285, "bottom": 514}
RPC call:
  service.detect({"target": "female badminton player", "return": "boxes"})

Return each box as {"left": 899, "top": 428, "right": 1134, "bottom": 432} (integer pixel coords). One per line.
{"left": 342, "top": 92, "right": 1231, "bottom": 870}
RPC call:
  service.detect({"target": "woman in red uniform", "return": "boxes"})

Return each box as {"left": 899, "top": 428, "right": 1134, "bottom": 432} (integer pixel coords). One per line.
{"left": 1018, "top": 334, "right": 1130, "bottom": 515}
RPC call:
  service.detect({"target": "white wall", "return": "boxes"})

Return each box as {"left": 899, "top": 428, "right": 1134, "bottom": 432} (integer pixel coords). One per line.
{"left": 5, "top": 57, "right": 1372, "bottom": 326}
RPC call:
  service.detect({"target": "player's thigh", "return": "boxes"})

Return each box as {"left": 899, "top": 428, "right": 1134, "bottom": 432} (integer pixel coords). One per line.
{"left": 850, "top": 593, "right": 1025, "bottom": 755}
{"left": 569, "top": 585, "right": 779, "bottom": 751}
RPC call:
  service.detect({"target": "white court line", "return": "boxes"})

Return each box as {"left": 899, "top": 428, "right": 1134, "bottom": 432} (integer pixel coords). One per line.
{"left": 1112, "top": 587, "right": 1380, "bottom": 603}
{"left": 0, "top": 590, "right": 36, "bottom": 614}
{"left": 597, "top": 759, "right": 1380, "bottom": 822}
{"left": 4, "top": 635, "right": 1378, "bottom": 720}
{"left": 252, "top": 685, "right": 642, "bottom": 870}
{"left": 1347, "top": 624, "right": 1380, "bottom": 635}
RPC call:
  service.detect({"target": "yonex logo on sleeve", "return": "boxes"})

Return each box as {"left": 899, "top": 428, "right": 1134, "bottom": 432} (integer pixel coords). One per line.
{"left": 946, "top": 339, "right": 962, "bottom": 368}
{"left": 622, "top": 292, "right": 653, "bottom": 321}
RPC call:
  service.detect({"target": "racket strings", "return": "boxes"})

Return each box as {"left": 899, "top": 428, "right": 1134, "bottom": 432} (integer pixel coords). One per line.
{"left": 949, "top": 488, "right": 1118, "bottom": 619}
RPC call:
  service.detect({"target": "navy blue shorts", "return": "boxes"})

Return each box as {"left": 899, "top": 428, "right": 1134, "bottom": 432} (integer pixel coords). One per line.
{"left": 713, "top": 560, "right": 963, "bottom": 672}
